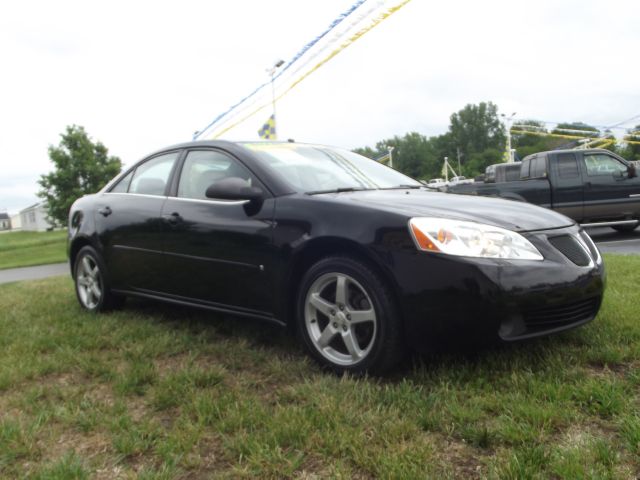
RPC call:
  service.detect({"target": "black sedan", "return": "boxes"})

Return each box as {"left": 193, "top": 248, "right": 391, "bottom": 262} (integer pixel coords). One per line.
{"left": 68, "top": 141, "right": 605, "bottom": 374}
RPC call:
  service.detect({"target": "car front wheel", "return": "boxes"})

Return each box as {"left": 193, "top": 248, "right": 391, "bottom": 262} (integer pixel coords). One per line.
{"left": 297, "top": 256, "right": 404, "bottom": 375}
{"left": 74, "top": 246, "right": 123, "bottom": 312}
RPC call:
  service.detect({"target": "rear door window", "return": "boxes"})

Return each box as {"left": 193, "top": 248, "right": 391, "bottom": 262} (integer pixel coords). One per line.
{"left": 557, "top": 153, "right": 579, "bottom": 178}
{"left": 532, "top": 157, "right": 547, "bottom": 178}
{"left": 129, "top": 152, "right": 180, "bottom": 196}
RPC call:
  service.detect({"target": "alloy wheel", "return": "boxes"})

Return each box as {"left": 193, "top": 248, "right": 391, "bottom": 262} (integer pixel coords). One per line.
{"left": 76, "top": 254, "right": 103, "bottom": 309}
{"left": 304, "top": 272, "right": 377, "bottom": 366}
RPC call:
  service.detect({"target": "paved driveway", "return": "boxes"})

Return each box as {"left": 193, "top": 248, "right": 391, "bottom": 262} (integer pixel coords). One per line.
{"left": 0, "top": 262, "right": 69, "bottom": 285}
{"left": 586, "top": 227, "right": 640, "bottom": 255}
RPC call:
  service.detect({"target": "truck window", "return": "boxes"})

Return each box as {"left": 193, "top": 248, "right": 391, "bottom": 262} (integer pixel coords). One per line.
{"left": 505, "top": 164, "right": 521, "bottom": 181}
{"left": 583, "top": 154, "right": 628, "bottom": 176}
{"left": 520, "top": 159, "right": 532, "bottom": 179}
{"left": 557, "top": 153, "right": 579, "bottom": 178}
{"left": 532, "top": 157, "right": 547, "bottom": 178}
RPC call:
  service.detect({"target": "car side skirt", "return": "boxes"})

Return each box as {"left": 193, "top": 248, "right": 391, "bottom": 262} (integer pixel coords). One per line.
{"left": 111, "top": 288, "right": 287, "bottom": 327}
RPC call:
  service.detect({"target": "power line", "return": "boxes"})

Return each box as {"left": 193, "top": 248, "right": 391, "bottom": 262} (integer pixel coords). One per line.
{"left": 203, "top": 0, "right": 387, "bottom": 138}
{"left": 606, "top": 114, "right": 640, "bottom": 129}
{"left": 192, "top": 0, "right": 369, "bottom": 140}
{"left": 209, "top": 0, "right": 412, "bottom": 139}
{"left": 513, "top": 117, "right": 640, "bottom": 131}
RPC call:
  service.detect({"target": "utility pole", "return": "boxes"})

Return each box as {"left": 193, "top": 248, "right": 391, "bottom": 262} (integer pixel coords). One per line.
{"left": 444, "top": 157, "right": 449, "bottom": 182}
{"left": 501, "top": 112, "right": 517, "bottom": 163}
{"left": 266, "top": 59, "right": 285, "bottom": 138}
{"left": 388, "top": 146, "right": 395, "bottom": 169}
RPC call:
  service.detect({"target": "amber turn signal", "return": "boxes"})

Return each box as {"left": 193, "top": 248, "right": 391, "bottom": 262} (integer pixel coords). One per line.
{"left": 410, "top": 223, "right": 440, "bottom": 252}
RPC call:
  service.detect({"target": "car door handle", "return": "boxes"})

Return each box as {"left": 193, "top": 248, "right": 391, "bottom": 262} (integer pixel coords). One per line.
{"left": 98, "top": 206, "right": 112, "bottom": 217}
{"left": 163, "top": 212, "right": 182, "bottom": 225}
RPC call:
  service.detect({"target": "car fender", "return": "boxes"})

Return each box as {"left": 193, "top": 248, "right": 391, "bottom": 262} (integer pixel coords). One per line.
{"left": 279, "top": 233, "right": 405, "bottom": 329}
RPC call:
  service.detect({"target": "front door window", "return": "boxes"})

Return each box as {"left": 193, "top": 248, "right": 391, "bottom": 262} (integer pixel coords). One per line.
{"left": 583, "top": 154, "right": 628, "bottom": 177}
{"left": 177, "top": 150, "right": 256, "bottom": 200}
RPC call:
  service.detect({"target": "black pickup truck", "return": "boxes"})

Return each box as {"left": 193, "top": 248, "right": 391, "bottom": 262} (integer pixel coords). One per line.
{"left": 447, "top": 149, "right": 640, "bottom": 231}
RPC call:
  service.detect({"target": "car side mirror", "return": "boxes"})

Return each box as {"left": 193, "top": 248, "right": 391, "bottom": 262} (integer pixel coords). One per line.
{"left": 205, "top": 177, "right": 263, "bottom": 202}
{"left": 628, "top": 163, "right": 637, "bottom": 179}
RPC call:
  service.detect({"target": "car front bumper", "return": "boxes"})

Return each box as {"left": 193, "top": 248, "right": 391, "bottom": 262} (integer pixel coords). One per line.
{"left": 388, "top": 225, "right": 605, "bottom": 352}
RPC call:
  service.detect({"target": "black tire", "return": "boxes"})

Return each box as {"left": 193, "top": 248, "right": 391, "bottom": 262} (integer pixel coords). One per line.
{"left": 612, "top": 222, "right": 639, "bottom": 233}
{"left": 73, "top": 246, "right": 124, "bottom": 312}
{"left": 296, "top": 255, "right": 405, "bottom": 375}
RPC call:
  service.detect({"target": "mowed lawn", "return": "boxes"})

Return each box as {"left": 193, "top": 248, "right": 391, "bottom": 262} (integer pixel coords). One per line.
{"left": 0, "top": 255, "right": 639, "bottom": 479}
{"left": 0, "top": 230, "right": 67, "bottom": 270}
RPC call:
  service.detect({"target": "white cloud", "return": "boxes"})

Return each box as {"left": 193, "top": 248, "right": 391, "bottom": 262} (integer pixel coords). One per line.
{"left": 0, "top": 0, "right": 639, "bottom": 213}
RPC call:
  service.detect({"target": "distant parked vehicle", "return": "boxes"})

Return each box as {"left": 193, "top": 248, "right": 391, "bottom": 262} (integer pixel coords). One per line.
{"left": 426, "top": 178, "right": 448, "bottom": 189}
{"left": 448, "top": 175, "right": 474, "bottom": 186}
{"left": 448, "top": 149, "right": 640, "bottom": 232}
{"left": 485, "top": 162, "right": 522, "bottom": 183}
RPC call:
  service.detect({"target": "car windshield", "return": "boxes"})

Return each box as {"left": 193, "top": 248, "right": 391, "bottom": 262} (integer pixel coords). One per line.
{"left": 242, "top": 142, "right": 421, "bottom": 194}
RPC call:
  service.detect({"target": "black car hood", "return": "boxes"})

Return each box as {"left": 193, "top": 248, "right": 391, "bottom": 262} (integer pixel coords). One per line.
{"left": 326, "top": 189, "right": 574, "bottom": 232}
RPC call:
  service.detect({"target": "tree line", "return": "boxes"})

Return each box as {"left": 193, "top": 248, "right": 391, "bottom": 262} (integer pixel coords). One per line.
{"left": 354, "top": 101, "right": 640, "bottom": 180}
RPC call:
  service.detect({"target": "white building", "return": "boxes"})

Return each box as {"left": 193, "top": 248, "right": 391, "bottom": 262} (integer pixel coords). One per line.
{"left": 10, "top": 213, "right": 22, "bottom": 230}
{"left": 20, "top": 202, "right": 55, "bottom": 232}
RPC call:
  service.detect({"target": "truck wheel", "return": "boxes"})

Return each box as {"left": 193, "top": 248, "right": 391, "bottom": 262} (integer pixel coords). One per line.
{"left": 612, "top": 222, "right": 639, "bottom": 233}
{"left": 296, "top": 256, "right": 405, "bottom": 375}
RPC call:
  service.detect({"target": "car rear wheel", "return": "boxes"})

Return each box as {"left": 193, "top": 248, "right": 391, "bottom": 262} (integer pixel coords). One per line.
{"left": 74, "top": 246, "right": 123, "bottom": 312}
{"left": 297, "top": 256, "right": 404, "bottom": 375}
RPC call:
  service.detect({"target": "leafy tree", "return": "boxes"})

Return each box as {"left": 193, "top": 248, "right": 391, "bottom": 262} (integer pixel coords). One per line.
{"left": 376, "top": 132, "right": 432, "bottom": 179}
{"left": 352, "top": 146, "right": 379, "bottom": 160}
{"left": 448, "top": 101, "right": 506, "bottom": 174}
{"left": 551, "top": 122, "right": 623, "bottom": 153}
{"left": 466, "top": 148, "right": 504, "bottom": 176}
{"left": 597, "top": 128, "right": 619, "bottom": 154}
{"left": 552, "top": 122, "right": 600, "bottom": 137}
{"left": 512, "top": 120, "right": 566, "bottom": 158}
{"left": 354, "top": 103, "right": 508, "bottom": 180}
{"left": 550, "top": 122, "right": 600, "bottom": 150}
{"left": 428, "top": 132, "right": 455, "bottom": 178}
{"left": 374, "top": 136, "right": 400, "bottom": 168}
{"left": 355, "top": 132, "right": 434, "bottom": 179}
{"left": 38, "top": 125, "right": 122, "bottom": 226}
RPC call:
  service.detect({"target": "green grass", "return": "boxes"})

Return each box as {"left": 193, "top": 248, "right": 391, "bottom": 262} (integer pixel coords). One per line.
{"left": 0, "top": 230, "right": 67, "bottom": 270}
{"left": 0, "top": 254, "right": 638, "bottom": 478}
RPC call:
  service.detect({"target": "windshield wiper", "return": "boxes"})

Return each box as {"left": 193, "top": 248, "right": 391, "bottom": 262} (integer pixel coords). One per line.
{"left": 306, "top": 187, "right": 375, "bottom": 195}
{"left": 380, "top": 184, "right": 423, "bottom": 190}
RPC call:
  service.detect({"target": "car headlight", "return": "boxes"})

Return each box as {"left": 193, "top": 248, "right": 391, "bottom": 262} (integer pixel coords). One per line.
{"left": 408, "top": 217, "right": 543, "bottom": 260}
